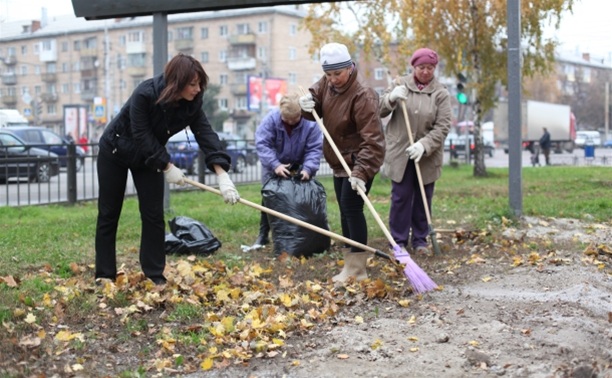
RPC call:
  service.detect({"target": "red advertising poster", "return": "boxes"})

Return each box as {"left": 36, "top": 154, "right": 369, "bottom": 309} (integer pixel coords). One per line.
{"left": 248, "top": 76, "right": 287, "bottom": 111}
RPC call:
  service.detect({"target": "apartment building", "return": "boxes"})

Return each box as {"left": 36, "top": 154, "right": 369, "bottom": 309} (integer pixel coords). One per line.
{"left": 0, "top": 5, "right": 323, "bottom": 138}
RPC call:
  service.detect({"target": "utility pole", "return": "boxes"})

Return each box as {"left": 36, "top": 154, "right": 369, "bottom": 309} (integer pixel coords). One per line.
{"left": 507, "top": 0, "right": 522, "bottom": 216}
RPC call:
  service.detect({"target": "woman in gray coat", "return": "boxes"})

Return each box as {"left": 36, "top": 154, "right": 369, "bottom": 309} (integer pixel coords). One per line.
{"left": 379, "top": 48, "right": 451, "bottom": 255}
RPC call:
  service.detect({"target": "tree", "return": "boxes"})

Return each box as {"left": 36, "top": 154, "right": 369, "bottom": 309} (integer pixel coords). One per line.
{"left": 302, "top": 0, "right": 573, "bottom": 176}
{"left": 202, "top": 84, "right": 229, "bottom": 131}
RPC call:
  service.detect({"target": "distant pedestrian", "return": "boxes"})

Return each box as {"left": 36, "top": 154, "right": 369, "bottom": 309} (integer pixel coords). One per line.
{"left": 79, "top": 133, "right": 89, "bottom": 153}
{"left": 539, "top": 127, "right": 551, "bottom": 165}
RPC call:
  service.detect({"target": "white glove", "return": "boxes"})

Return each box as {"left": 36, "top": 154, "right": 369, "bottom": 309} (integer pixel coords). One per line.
{"left": 406, "top": 141, "right": 425, "bottom": 163}
{"left": 299, "top": 93, "right": 315, "bottom": 113}
{"left": 217, "top": 171, "right": 240, "bottom": 205}
{"left": 349, "top": 176, "right": 366, "bottom": 193}
{"left": 389, "top": 85, "right": 408, "bottom": 102}
{"left": 164, "top": 164, "right": 185, "bottom": 186}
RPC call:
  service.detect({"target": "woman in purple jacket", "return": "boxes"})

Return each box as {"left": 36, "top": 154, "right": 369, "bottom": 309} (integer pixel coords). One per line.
{"left": 251, "top": 93, "right": 323, "bottom": 248}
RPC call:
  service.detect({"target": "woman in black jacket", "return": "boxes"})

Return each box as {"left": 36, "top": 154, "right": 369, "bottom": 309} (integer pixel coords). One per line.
{"left": 95, "top": 54, "right": 240, "bottom": 285}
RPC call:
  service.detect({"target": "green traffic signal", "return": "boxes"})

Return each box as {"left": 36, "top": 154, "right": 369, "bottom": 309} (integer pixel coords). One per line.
{"left": 457, "top": 92, "right": 468, "bottom": 104}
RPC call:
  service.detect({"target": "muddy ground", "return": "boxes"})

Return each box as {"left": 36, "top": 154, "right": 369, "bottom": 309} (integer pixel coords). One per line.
{"left": 196, "top": 216, "right": 612, "bottom": 378}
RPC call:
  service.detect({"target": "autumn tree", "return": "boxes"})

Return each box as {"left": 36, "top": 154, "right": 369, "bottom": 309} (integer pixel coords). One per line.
{"left": 302, "top": 0, "right": 573, "bottom": 176}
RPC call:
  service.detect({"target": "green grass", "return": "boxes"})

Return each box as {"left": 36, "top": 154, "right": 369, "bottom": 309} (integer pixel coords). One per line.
{"left": 0, "top": 164, "right": 610, "bottom": 278}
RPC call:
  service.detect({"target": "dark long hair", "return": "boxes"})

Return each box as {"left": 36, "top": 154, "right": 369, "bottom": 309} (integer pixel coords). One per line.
{"left": 156, "top": 53, "right": 209, "bottom": 105}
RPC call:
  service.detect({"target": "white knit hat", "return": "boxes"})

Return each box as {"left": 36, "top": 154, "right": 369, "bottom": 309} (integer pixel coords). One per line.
{"left": 320, "top": 43, "right": 352, "bottom": 71}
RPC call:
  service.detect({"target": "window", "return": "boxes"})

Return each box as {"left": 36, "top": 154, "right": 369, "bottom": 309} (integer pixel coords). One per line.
{"left": 61, "top": 41, "right": 68, "bottom": 52}
{"left": 200, "top": 51, "right": 209, "bottom": 63}
{"left": 258, "top": 21, "right": 268, "bottom": 33}
{"left": 176, "top": 27, "right": 193, "bottom": 40}
{"left": 236, "top": 97, "right": 247, "bottom": 109}
{"left": 20, "top": 65, "right": 28, "bottom": 75}
{"left": 47, "top": 104, "right": 57, "bottom": 115}
{"left": 34, "top": 85, "right": 41, "bottom": 94}
{"left": 33, "top": 44, "right": 39, "bottom": 54}
{"left": 219, "top": 25, "right": 228, "bottom": 37}
{"left": 119, "top": 35, "right": 126, "bottom": 46}
{"left": 73, "top": 40, "right": 81, "bottom": 51}
{"left": 73, "top": 83, "right": 81, "bottom": 94}
{"left": 62, "top": 83, "right": 69, "bottom": 93}
{"left": 116, "top": 54, "right": 126, "bottom": 70}
{"left": 257, "top": 47, "right": 267, "bottom": 61}
{"left": 374, "top": 68, "right": 385, "bottom": 80}
{"left": 46, "top": 83, "right": 57, "bottom": 94}
{"left": 582, "top": 67, "right": 591, "bottom": 83}
{"left": 45, "top": 62, "right": 56, "bottom": 73}
{"left": 21, "top": 45, "right": 27, "bottom": 55}
{"left": 288, "top": 73, "right": 297, "bottom": 85}
{"left": 289, "top": 23, "right": 297, "bottom": 36}
{"left": 219, "top": 50, "right": 227, "bottom": 62}
{"left": 564, "top": 65, "right": 575, "bottom": 82}
{"left": 62, "top": 62, "right": 69, "bottom": 72}
{"left": 289, "top": 47, "right": 297, "bottom": 61}
{"left": 83, "top": 37, "right": 97, "bottom": 49}
{"left": 41, "top": 39, "right": 53, "bottom": 51}
{"left": 236, "top": 23, "right": 250, "bottom": 35}
{"left": 128, "top": 53, "right": 146, "bottom": 67}
{"left": 20, "top": 86, "right": 28, "bottom": 95}
{"left": 218, "top": 98, "right": 228, "bottom": 109}
{"left": 220, "top": 73, "right": 228, "bottom": 85}
{"left": 34, "top": 66, "right": 41, "bottom": 75}
{"left": 7, "top": 46, "right": 16, "bottom": 56}
{"left": 200, "top": 27, "right": 209, "bottom": 39}
{"left": 128, "top": 31, "right": 143, "bottom": 42}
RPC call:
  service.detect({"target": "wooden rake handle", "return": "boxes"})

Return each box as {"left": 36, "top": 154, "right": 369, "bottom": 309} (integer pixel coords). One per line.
{"left": 182, "top": 178, "right": 395, "bottom": 262}
{"left": 400, "top": 101, "right": 434, "bottom": 226}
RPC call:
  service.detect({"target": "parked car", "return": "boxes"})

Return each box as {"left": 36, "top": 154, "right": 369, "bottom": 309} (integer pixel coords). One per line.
{"left": 0, "top": 130, "right": 60, "bottom": 183}
{"left": 4, "top": 126, "right": 86, "bottom": 171}
{"left": 574, "top": 131, "right": 602, "bottom": 148}
{"left": 217, "top": 132, "right": 258, "bottom": 165}
{"left": 604, "top": 139, "right": 612, "bottom": 148}
{"left": 167, "top": 130, "right": 250, "bottom": 174}
{"left": 449, "top": 134, "right": 494, "bottom": 158}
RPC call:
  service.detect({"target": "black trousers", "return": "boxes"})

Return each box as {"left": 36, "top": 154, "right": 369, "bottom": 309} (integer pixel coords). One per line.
{"left": 95, "top": 148, "right": 166, "bottom": 281}
{"left": 333, "top": 176, "right": 373, "bottom": 252}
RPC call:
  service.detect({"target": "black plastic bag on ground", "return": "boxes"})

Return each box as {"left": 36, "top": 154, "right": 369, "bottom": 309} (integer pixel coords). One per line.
{"left": 165, "top": 216, "right": 221, "bottom": 256}
{"left": 262, "top": 175, "right": 330, "bottom": 258}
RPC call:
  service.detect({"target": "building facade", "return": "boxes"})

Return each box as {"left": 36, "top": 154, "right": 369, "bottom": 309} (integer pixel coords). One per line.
{"left": 0, "top": 5, "right": 323, "bottom": 139}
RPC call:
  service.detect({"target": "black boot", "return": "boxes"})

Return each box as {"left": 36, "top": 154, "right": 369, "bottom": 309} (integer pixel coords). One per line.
{"left": 253, "top": 211, "right": 270, "bottom": 246}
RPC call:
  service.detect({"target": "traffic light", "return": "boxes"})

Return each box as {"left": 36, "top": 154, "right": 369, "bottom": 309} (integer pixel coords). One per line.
{"left": 456, "top": 73, "right": 468, "bottom": 105}
{"left": 35, "top": 101, "right": 43, "bottom": 117}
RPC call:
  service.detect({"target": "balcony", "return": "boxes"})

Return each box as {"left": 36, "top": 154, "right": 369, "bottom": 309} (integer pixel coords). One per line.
{"left": 80, "top": 88, "right": 97, "bottom": 102}
{"left": 80, "top": 48, "right": 98, "bottom": 58}
{"left": 1, "top": 73, "right": 17, "bottom": 85}
{"left": 229, "top": 34, "right": 256, "bottom": 45}
{"left": 126, "top": 41, "right": 146, "bottom": 54}
{"left": 174, "top": 39, "right": 194, "bottom": 52}
{"left": 41, "top": 72, "right": 57, "bottom": 82}
{"left": 2, "top": 55, "right": 17, "bottom": 65}
{"left": 41, "top": 93, "right": 58, "bottom": 102}
{"left": 230, "top": 83, "right": 247, "bottom": 95}
{"left": 2, "top": 95, "right": 17, "bottom": 105}
{"left": 126, "top": 66, "right": 147, "bottom": 77}
{"left": 227, "top": 57, "right": 256, "bottom": 71}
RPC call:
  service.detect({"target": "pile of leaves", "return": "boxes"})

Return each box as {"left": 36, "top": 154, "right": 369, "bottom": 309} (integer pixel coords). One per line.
{"left": 1, "top": 221, "right": 611, "bottom": 377}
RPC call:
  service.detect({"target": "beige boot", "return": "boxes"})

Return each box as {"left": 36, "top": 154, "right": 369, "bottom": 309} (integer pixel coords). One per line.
{"left": 332, "top": 249, "right": 369, "bottom": 284}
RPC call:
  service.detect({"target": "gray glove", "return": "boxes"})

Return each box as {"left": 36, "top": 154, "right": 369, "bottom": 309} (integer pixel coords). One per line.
{"left": 406, "top": 141, "right": 425, "bottom": 163}
{"left": 389, "top": 85, "right": 408, "bottom": 102}
{"left": 164, "top": 164, "right": 185, "bottom": 186}
{"left": 299, "top": 93, "right": 315, "bottom": 113}
{"left": 349, "top": 176, "right": 366, "bottom": 192}
{"left": 217, "top": 172, "right": 240, "bottom": 205}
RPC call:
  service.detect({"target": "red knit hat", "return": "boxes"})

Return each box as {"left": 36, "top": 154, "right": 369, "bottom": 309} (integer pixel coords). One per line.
{"left": 410, "top": 48, "right": 439, "bottom": 67}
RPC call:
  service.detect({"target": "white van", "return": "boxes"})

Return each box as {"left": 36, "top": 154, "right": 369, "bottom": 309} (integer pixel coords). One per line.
{"left": 575, "top": 131, "right": 601, "bottom": 148}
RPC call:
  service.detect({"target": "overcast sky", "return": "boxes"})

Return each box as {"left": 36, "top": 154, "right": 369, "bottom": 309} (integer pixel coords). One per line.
{"left": 1, "top": 0, "right": 610, "bottom": 62}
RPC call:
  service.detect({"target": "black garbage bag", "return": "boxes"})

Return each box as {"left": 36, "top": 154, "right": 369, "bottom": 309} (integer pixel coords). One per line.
{"left": 165, "top": 216, "right": 221, "bottom": 256}
{"left": 262, "top": 175, "right": 330, "bottom": 258}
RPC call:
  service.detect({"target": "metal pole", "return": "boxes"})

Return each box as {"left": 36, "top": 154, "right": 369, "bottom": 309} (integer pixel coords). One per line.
{"left": 605, "top": 81, "right": 609, "bottom": 142}
{"left": 152, "top": 12, "right": 171, "bottom": 212}
{"left": 507, "top": 0, "right": 522, "bottom": 216}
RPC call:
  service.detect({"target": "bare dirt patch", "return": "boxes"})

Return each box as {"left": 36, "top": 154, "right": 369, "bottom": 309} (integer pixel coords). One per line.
{"left": 195, "top": 217, "right": 612, "bottom": 378}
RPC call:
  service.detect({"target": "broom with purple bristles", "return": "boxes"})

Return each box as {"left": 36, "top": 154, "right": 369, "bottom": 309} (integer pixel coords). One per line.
{"left": 299, "top": 88, "right": 437, "bottom": 294}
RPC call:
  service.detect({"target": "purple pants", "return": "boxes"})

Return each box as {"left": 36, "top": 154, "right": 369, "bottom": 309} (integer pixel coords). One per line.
{"left": 389, "top": 160, "right": 435, "bottom": 249}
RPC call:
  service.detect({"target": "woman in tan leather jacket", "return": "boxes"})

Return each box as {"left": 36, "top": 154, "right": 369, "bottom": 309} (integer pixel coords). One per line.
{"left": 299, "top": 42, "right": 385, "bottom": 284}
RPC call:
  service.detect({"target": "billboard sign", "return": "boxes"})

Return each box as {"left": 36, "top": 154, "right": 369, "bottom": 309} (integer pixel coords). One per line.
{"left": 247, "top": 76, "right": 287, "bottom": 112}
